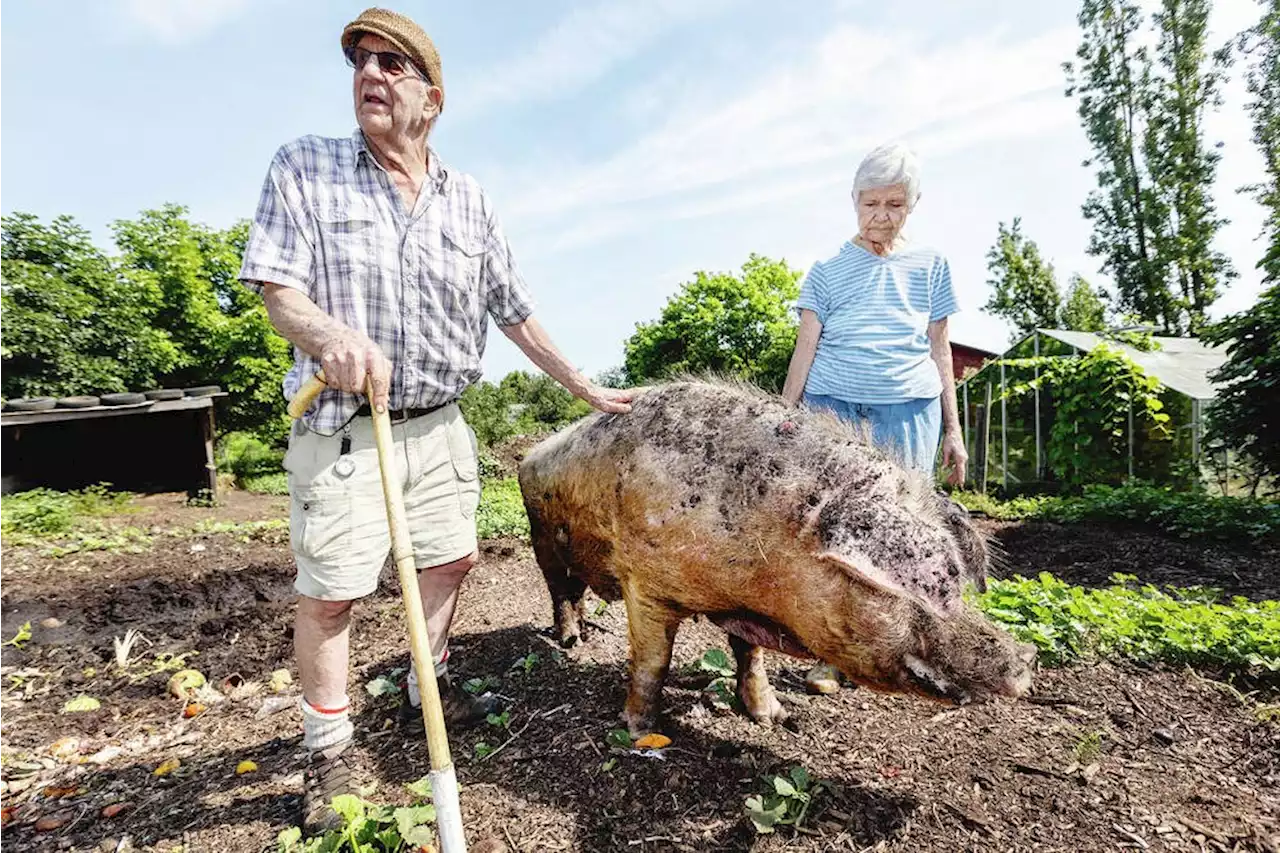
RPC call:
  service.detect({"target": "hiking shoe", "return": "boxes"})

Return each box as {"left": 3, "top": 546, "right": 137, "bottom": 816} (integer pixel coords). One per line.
{"left": 301, "top": 740, "right": 358, "bottom": 836}
{"left": 400, "top": 675, "right": 503, "bottom": 733}
{"left": 804, "top": 663, "right": 842, "bottom": 695}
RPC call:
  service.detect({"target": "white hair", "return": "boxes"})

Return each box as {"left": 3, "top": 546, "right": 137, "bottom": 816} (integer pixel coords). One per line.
{"left": 851, "top": 142, "right": 922, "bottom": 208}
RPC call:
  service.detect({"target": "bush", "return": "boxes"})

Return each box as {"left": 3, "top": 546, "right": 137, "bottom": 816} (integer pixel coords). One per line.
{"left": 1, "top": 484, "right": 133, "bottom": 539}
{"left": 217, "top": 431, "right": 285, "bottom": 480}
{"left": 476, "top": 477, "right": 530, "bottom": 540}
{"left": 977, "top": 572, "right": 1279, "bottom": 672}
{"left": 951, "top": 483, "right": 1280, "bottom": 542}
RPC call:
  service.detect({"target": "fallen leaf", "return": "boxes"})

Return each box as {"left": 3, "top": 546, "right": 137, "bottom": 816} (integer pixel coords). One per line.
{"left": 634, "top": 733, "right": 672, "bottom": 750}
{"left": 153, "top": 758, "right": 180, "bottom": 777}
{"left": 35, "top": 814, "right": 70, "bottom": 832}
{"left": 81, "top": 667, "right": 96, "bottom": 678}
{"left": 1, "top": 807, "right": 15, "bottom": 826}
{"left": 182, "top": 703, "right": 207, "bottom": 718}
{"left": 49, "top": 737, "right": 80, "bottom": 760}
{"left": 167, "top": 669, "right": 205, "bottom": 700}
{"left": 42, "top": 785, "right": 80, "bottom": 799}
{"left": 255, "top": 695, "right": 296, "bottom": 719}
{"left": 269, "top": 669, "right": 292, "bottom": 693}
{"left": 101, "top": 802, "right": 132, "bottom": 819}
{"left": 236, "top": 760, "right": 258, "bottom": 775}
{"left": 85, "top": 745, "right": 124, "bottom": 765}
{"left": 62, "top": 694, "right": 100, "bottom": 713}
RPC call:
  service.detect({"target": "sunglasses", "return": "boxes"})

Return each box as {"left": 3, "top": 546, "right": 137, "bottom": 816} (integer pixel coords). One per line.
{"left": 344, "top": 45, "right": 429, "bottom": 83}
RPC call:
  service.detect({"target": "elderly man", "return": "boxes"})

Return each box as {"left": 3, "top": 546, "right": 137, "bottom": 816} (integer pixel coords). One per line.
{"left": 238, "top": 8, "right": 635, "bottom": 834}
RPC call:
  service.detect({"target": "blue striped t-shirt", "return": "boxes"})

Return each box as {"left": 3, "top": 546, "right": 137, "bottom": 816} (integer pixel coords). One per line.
{"left": 796, "top": 240, "right": 959, "bottom": 405}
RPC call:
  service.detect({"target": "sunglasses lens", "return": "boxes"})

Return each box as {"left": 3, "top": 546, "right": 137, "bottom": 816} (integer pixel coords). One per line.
{"left": 379, "top": 52, "right": 407, "bottom": 75}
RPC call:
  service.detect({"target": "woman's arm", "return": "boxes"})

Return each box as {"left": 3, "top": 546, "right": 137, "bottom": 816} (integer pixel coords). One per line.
{"left": 927, "top": 317, "right": 968, "bottom": 485}
{"left": 781, "top": 309, "right": 823, "bottom": 406}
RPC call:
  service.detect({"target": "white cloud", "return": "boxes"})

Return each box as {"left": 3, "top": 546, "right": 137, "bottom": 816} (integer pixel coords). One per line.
{"left": 452, "top": 0, "right": 731, "bottom": 120}
{"left": 113, "top": 0, "right": 253, "bottom": 45}
{"left": 508, "top": 22, "right": 1080, "bottom": 251}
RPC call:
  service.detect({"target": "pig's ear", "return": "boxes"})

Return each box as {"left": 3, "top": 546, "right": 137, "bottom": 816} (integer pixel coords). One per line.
{"left": 814, "top": 552, "right": 908, "bottom": 599}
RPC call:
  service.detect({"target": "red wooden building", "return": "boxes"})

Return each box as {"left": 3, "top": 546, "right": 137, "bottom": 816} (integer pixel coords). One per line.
{"left": 949, "top": 340, "right": 998, "bottom": 382}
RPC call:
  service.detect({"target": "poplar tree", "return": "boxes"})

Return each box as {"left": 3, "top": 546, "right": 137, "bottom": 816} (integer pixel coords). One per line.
{"left": 1065, "top": 0, "right": 1174, "bottom": 332}
{"left": 1144, "top": 0, "right": 1235, "bottom": 334}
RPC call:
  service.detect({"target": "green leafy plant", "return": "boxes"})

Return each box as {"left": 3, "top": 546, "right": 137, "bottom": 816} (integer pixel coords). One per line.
{"left": 276, "top": 778, "right": 436, "bottom": 852}
{"left": 476, "top": 478, "right": 530, "bottom": 540}
{"left": 510, "top": 653, "right": 539, "bottom": 675}
{"left": 744, "top": 766, "right": 828, "bottom": 835}
{"left": 1, "top": 484, "right": 134, "bottom": 539}
{"left": 2, "top": 622, "right": 32, "bottom": 649}
{"left": 995, "top": 345, "right": 1170, "bottom": 487}
{"left": 950, "top": 483, "right": 1280, "bottom": 542}
{"left": 977, "top": 572, "right": 1280, "bottom": 672}
{"left": 696, "top": 648, "right": 735, "bottom": 678}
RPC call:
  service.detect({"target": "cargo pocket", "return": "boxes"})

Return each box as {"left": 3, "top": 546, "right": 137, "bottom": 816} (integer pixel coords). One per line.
{"left": 290, "top": 486, "right": 352, "bottom": 566}
{"left": 445, "top": 414, "right": 480, "bottom": 519}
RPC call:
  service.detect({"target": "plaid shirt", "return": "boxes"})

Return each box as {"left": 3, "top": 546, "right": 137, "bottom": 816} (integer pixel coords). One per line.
{"left": 238, "top": 129, "right": 535, "bottom": 434}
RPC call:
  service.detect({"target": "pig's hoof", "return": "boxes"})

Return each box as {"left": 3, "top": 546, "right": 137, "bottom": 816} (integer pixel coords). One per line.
{"left": 745, "top": 694, "right": 789, "bottom": 727}
{"left": 621, "top": 709, "right": 657, "bottom": 739}
{"left": 804, "top": 663, "right": 842, "bottom": 695}
{"left": 557, "top": 632, "right": 580, "bottom": 649}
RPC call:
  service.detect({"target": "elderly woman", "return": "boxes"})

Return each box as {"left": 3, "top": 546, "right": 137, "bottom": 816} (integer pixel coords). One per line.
{"left": 780, "top": 142, "right": 969, "bottom": 694}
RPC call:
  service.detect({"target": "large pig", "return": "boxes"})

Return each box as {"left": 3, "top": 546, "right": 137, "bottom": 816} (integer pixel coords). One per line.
{"left": 517, "top": 379, "right": 1035, "bottom": 736}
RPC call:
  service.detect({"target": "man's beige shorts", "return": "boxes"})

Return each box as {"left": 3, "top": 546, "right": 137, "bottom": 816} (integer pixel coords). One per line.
{"left": 282, "top": 403, "right": 481, "bottom": 601}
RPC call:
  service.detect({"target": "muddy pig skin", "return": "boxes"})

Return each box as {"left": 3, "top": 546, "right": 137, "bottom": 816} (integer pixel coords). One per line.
{"left": 518, "top": 379, "right": 1036, "bottom": 736}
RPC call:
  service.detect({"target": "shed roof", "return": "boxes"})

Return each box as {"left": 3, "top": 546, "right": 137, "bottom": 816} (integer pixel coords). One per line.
{"left": 1034, "top": 329, "right": 1228, "bottom": 400}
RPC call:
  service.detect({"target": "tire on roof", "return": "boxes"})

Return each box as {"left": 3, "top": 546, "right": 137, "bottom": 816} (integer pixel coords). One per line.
{"left": 6, "top": 397, "right": 57, "bottom": 412}
{"left": 100, "top": 392, "right": 148, "bottom": 406}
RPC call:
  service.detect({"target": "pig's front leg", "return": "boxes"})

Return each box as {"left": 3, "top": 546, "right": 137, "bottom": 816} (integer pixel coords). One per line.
{"left": 620, "top": 584, "right": 681, "bottom": 737}
{"left": 728, "top": 634, "right": 789, "bottom": 726}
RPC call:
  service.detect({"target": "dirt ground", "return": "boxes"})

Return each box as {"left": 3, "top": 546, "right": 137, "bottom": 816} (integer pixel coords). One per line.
{"left": 1, "top": 490, "right": 1277, "bottom": 853}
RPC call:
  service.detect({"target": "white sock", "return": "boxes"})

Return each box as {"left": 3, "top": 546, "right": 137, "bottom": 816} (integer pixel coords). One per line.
{"left": 407, "top": 647, "right": 450, "bottom": 708}
{"left": 301, "top": 696, "right": 354, "bottom": 750}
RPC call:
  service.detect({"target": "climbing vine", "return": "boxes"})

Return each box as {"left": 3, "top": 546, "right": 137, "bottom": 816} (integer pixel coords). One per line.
{"left": 997, "top": 345, "right": 1171, "bottom": 488}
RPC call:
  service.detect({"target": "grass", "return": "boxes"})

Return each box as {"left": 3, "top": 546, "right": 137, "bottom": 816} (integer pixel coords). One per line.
{"left": 951, "top": 483, "right": 1280, "bottom": 542}
{"left": 976, "top": 571, "right": 1280, "bottom": 673}
{"left": 1, "top": 483, "right": 135, "bottom": 539}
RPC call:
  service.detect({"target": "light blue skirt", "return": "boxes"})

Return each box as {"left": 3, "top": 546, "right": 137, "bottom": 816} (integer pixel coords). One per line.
{"left": 803, "top": 392, "right": 942, "bottom": 476}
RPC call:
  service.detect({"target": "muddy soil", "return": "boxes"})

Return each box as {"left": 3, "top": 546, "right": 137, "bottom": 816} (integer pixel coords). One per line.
{"left": 1, "top": 492, "right": 1276, "bottom": 853}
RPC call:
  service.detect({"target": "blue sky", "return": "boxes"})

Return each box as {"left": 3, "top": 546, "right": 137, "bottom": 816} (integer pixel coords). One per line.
{"left": 1, "top": 0, "right": 1270, "bottom": 381}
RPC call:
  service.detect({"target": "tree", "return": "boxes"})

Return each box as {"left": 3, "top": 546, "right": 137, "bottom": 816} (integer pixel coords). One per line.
{"left": 1, "top": 213, "right": 180, "bottom": 399}
{"left": 1235, "top": 0, "right": 1280, "bottom": 286}
{"left": 623, "top": 253, "right": 802, "bottom": 391}
{"left": 983, "top": 218, "right": 1063, "bottom": 337}
{"left": 1144, "top": 0, "right": 1235, "bottom": 334}
{"left": 1060, "top": 274, "right": 1111, "bottom": 332}
{"left": 112, "top": 204, "right": 294, "bottom": 444}
{"left": 1201, "top": 284, "right": 1280, "bottom": 486}
{"left": 1066, "top": 0, "right": 1175, "bottom": 332}
{"left": 1067, "top": 0, "right": 1235, "bottom": 335}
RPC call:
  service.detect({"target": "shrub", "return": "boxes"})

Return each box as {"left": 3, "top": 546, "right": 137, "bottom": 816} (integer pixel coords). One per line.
{"left": 476, "top": 477, "right": 529, "bottom": 540}
{"left": 217, "top": 431, "right": 285, "bottom": 480}
{"left": 951, "top": 483, "right": 1280, "bottom": 542}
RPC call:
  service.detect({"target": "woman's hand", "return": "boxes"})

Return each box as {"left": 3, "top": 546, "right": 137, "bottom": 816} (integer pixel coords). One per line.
{"left": 940, "top": 429, "right": 968, "bottom": 486}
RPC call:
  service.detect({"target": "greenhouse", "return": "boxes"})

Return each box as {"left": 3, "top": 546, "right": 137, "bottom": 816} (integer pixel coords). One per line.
{"left": 957, "top": 329, "right": 1230, "bottom": 493}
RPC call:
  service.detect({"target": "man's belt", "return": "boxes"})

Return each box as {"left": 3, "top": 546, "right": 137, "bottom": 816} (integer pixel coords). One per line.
{"left": 354, "top": 399, "right": 455, "bottom": 424}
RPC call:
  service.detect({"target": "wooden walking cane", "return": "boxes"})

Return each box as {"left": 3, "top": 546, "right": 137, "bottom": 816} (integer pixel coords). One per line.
{"left": 288, "top": 369, "right": 469, "bottom": 853}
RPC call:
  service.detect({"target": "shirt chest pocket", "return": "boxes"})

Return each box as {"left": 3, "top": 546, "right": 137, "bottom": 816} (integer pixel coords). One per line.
{"left": 313, "top": 198, "right": 380, "bottom": 277}
{"left": 434, "top": 222, "right": 484, "bottom": 319}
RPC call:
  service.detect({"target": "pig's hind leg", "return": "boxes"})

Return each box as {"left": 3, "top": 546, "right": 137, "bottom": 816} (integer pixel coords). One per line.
{"left": 527, "top": 507, "right": 590, "bottom": 647}
{"left": 728, "top": 635, "right": 789, "bottom": 727}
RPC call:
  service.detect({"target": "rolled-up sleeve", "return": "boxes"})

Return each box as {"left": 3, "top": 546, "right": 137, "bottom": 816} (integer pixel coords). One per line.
{"left": 928, "top": 254, "right": 959, "bottom": 322}
{"left": 238, "top": 147, "right": 316, "bottom": 296}
{"left": 481, "top": 203, "right": 535, "bottom": 326}
{"left": 795, "top": 262, "right": 829, "bottom": 325}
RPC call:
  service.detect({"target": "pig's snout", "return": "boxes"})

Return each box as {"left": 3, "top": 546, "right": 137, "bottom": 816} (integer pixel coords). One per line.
{"left": 1000, "top": 641, "right": 1038, "bottom": 699}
